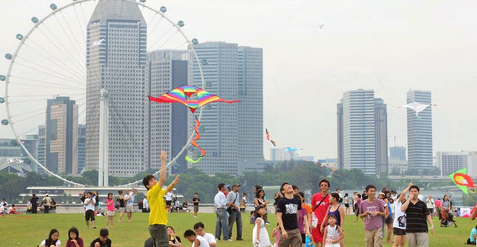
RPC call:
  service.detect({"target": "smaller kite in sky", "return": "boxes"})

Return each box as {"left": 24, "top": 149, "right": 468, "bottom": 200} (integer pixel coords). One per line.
{"left": 265, "top": 129, "right": 277, "bottom": 147}
{"left": 91, "top": 39, "right": 105, "bottom": 48}
{"left": 400, "top": 102, "right": 437, "bottom": 117}
{"left": 285, "top": 147, "right": 300, "bottom": 153}
{"left": 449, "top": 168, "right": 476, "bottom": 195}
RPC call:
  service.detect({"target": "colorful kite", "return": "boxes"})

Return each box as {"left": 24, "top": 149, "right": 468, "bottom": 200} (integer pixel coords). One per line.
{"left": 148, "top": 85, "right": 239, "bottom": 163}
{"left": 265, "top": 129, "right": 277, "bottom": 147}
{"left": 449, "top": 168, "right": 477, "bottom": 195}
{"left": 400, "top": 102, "right": 437, "bottom": 117}
{"left": 285, "top": 147, "right": 300, "bottom": 153}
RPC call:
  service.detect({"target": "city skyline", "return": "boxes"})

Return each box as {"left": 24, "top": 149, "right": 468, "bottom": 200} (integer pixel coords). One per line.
{"left": 1, "top": 0, "right": 477, "bottom": 162}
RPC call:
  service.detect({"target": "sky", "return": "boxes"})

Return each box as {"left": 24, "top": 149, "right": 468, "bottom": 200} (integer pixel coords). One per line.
{"left": 1, "top": 0, "right": 477, "bottom": 161}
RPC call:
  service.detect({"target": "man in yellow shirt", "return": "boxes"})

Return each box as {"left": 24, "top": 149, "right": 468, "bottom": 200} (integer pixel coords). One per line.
{"left": 143, "top": 151, "right": 180, "bottom": 247}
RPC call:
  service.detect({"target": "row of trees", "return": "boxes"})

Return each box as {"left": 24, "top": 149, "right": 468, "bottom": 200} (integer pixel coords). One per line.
{"left": 0, "top": 161, "right": 454, "bottom": 203}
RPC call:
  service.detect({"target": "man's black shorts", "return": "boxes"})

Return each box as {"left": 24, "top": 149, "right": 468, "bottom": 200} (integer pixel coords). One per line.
{"left": 85, "top": 210, "right": 95, "bottom": 221}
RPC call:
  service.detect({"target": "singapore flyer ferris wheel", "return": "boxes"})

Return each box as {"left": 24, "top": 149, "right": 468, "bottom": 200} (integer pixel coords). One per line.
{"left": 0, "top": 0, "right": 206, "bottom": 187}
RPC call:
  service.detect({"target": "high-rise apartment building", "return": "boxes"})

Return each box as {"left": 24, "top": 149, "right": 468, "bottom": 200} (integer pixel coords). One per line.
{"left": 389, "top": 146, "right": 406, "bottom": 161}
{"left": 45, "top": 96, "right": 78, "bottom": 174}
{"left": 407, "top": 90, "right": 433, "bottom": 173}
{"left": 145, "top": 50, "right": 189, "bottom": 174}
{"left": 270, "top": 148, "right": 293, "bottom": 161}
{"left": 187, "top": 42, "right": 264, "bottom": 175}
{"left": 337, "top": 89, "right": 388, "bottom": 175}
{"left": 85, "top": 0, "right": 147, "bottom": 177}
{"left": 238, "top": 46, "right": 264, "bottom": 162}
{"left": 188, "top": 42, "right": 239, "bottom": 174}
{"left": 77, "top": 124, "right": 86, "bottom": 173}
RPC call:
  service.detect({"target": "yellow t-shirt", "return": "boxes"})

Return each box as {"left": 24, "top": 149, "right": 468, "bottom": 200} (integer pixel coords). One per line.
{"left": 147, "top": 183, "right": 167, "bottom": 225}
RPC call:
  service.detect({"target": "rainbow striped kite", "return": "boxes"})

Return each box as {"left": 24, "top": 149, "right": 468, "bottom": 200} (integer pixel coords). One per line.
{"left": 148, "top": 86, "right": 239, "bottom": 163}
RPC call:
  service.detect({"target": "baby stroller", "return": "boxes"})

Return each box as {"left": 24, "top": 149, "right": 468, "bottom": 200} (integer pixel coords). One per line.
{"left": 440, "top": 209, "right": 457, "bottom": 227}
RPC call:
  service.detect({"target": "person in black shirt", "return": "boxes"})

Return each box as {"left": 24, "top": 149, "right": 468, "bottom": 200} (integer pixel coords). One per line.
{"left": 90, "top": 229, "right": 112, "bottom": 247}
{"left": 401, "top": 185, "right": 434, "bottom": 247}
{"left": 192, "top": 193, "right": 200, "bottom": 219}
{"left": 276, "top": 182, "right": 303, "bottom": 247}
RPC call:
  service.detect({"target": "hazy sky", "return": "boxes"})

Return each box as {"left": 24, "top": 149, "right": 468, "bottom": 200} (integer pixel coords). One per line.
{"left": 1, "top": 0, "right": 477, "bottom": 160}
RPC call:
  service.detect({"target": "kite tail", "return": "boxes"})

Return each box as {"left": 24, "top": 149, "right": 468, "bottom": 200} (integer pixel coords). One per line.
{"left": 469, "top": 187, "right": 477, "bottom": 194}
{"left": 185, "top": 118, "right": 206, "bottom": 163}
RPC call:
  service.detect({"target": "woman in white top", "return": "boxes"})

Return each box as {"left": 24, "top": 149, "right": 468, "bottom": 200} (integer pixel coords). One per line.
{"left": 39, "top": 229, "right": 61, "bottom": 247}
{"left": 392, "top": 182, "right": 413, "bottom": 247}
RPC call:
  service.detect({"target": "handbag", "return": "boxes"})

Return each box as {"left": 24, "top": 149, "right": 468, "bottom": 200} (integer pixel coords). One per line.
{"left": 311, "top": 194, "right": 328, "bottom": 228}
{"left": 227, "top": 193, "right": 238, "bottom": 214}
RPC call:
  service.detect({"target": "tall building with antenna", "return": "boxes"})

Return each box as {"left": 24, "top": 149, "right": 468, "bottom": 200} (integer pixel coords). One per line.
{"left": 85, "top": 0, "right": 147, "bottom": 177}
{"left": 407, "top": 90, "right": 433, "bottom": 174}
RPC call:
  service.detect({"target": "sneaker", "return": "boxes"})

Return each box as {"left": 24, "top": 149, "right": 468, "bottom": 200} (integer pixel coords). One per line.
{"left": 265, "top": 222, "right": 271, "bottom": 225}
{"left": 236, "top": 238, "right": 244, "bottom": 241}
{"left": 225, "top": 239, "right": 232, "bottom": 241}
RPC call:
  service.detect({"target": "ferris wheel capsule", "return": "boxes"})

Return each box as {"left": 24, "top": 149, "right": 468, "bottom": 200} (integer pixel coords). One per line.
{"left": 16, "top": 34, "right": 23, "bottom": 40}
{"left": 50, "top": 4, "right": 57, "bottom": 10}
{"left": 0, "top": 98, "right": 5, "bottom": 104}
{"left": 1, "top": 119, "right": 9, "bottom": 125}
{"left": 192, "top": 38, "right": 199, "bottom": 45}
{"left": 178, "top": 20, "right": 184, "bottom": 27}
{"left": 201, "top": 59, "right": 208, "bottom": 65}
{"left": 0, "top": 75, "right": 5, "bottom": 81}
{"left": 31, "top": 17, "right": 39, "bottom": 23}
{"left": 5, "top": 53, "right": 12, "bottom": 60}
{"left": 160, "top": 6, "right": 167, "bottom": 13}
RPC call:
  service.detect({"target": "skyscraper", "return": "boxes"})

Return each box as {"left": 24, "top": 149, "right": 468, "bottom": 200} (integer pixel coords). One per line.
{"left": 77, "top": 124, "right": 86, "bottom": 173}
{"left": 145, "top": 50, "right": 189, "bottom": 174}
{"left": 45, "top": 96, "right": 78, "bottom": 174}
{"left": 407, "top": 90, "right": 433, "bottom": 173}
{"left": 238, "top": 46, "right": 264, "bottom": 162}
{"left": 188, "top": 42, "right": 240, "bottom": 175}
{"left": 389, "top": 146, "right": 406, "bottom": 161}
{"left": 85, "top": 0, "right": 147, "bottom": 177}
{"left": 337, "top": 89, "right": 388, "bottom": 175}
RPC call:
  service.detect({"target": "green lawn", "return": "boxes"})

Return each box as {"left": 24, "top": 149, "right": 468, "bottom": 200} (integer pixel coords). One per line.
{"left": 0, "top": 212, "right": 473, "bottom": 246}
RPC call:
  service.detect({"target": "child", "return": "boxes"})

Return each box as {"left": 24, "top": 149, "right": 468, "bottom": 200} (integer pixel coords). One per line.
{"left": 90, "top": 229, "right": 111, "bottom": 247}
{"left": 8, "top": 204, "right": 18, "bottom": 214}
{"left": 106, "top": 193, "right": 115, "bottom": 229}
{"left": 39, "top": 229, "right": 61, "bottom": 247}
{"left": 253, "top": 205, "right": 272, "bottom": 247}
{"left": 322, "top": 214, "right": 344, "bottom": 247}
{"left": 184, "top": 229, "right": 210, "bottom": 247}
{"left": 271, "top": 223, "right": 280, "bottom": 247}
{"left": 66, "top": 227, "right": 84, "bottom": 247}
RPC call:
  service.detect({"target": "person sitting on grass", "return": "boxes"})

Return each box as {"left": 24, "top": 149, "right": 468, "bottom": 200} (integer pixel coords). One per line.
{"left": 66, "top": 227, "right": 84, "bottom": 247}
{"left": 39, "top": 229, "right": 61, "bottom": 247}
{"left": 90, "top": 229, "right": 111, "bottom": 247}
{"left": 184, "top": 229, "right": 210, "bottom": 247}
{"left": 8, "top": 204, "right": 19, "bottom": 214}
{"left": 167, "top": 226, "right": 182, "bottom": 247}
{"left": 467, "top": 225, "right": 477, "bottom": 245}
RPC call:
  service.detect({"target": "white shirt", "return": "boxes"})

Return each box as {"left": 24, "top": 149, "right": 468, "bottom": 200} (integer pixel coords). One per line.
{"left": 426, "top": 198, "right": 435, "bottom": 209}
{"left": 125, "top": 192, "right": 135, "bottom": 206}
{"left": 214, "top": 191, "right": 227, "bottom": 209}
{"left": 192, "top": 235, "right": 210, "bottom": 247}
{"left": 84, "top": 198, "right": 95, "bottom": 211}
{"left": 40, "top": 239, "right": 61, "bottom": 246}
{"left": 393, "top": 201, "right": 406, "bottom": 229}
{"left": 165, "top": 192, "right": 173, "bottom": 201}
{"left": 202, "top": 233, "right": 217, "bottom": 245}
{"left": 143, "top": 198, "right": 149, "bottom": 210}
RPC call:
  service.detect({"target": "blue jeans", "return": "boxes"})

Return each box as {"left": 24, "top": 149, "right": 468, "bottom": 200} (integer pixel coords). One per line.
{"left": 228, "top": 209, "right": 242, "bottom": 239}
{"left": 215, "top": 208, "right": 229, "bottom": 240}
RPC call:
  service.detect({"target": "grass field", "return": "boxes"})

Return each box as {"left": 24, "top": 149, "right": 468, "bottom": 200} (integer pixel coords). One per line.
{"left": 0, "top": 211, "right": 473, "bottom": 246}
